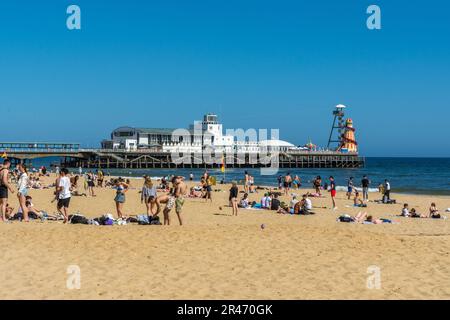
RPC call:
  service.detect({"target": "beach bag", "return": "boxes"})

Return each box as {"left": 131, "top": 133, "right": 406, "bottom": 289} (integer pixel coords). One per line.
{"left": 70, "top": 214, "right": 89, "bottom": 224}
{"left": 338, "top": 216, "right": 353, "bottom": 223}
{"left": 150, "top": 216, "right": 161, "bottom": 225}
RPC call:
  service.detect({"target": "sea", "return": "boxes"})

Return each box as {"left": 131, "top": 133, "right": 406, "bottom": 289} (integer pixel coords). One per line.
{"left": 30, "top": 157, "right": 450, "bottom": 196}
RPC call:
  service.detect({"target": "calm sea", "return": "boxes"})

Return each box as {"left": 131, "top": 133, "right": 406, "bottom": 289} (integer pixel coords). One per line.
{"left": 31, "top": 157, "right": 450, "bottom": 195}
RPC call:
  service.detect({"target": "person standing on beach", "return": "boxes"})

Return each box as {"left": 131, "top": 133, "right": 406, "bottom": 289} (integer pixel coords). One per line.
{"left": 346, "top": 177, "right": 354, "bottom": 200}
{"left": 97, "top": 170, "right": 104, "bottom": 188}
{"left": 361, "top": 175, "right": 371, "bottom": 201}
{"left": 16, "top": 164, "right": 30, "bottom": 222}
{"left": 78, "top": 166, "right": 82, "bottom": 176}
{"left": 203, "top": 175, "right": 213, "bottom": 203}
{"left": 87, "top": 172, "right": 96, "bottom": 197}
{"left": 284, "top": 173, "right": 292, "bottom": 196}
{"left": 0, "top": 159, "right": 15, "bottom": 222}
{"left": 277, "top": 175, "right": 283, "bottom": 189}
{"left": 313, "top": 176, "right": 322, "bottom": 195}
{"left": 244, "top": 171, "right": 250, "bottom": 193}
{"left": 173, "top": 176, "right": 187, "bottom": 225}
{"left": 229, "top": 181, "right": 239, "bottom": 216}
{"left": 384, "top": 179, "right": 391, "bottom": 201}
{"left": 114, "top": 178, "right": 128, "bottom": 219}
{"left": 141, "top": 177, "right": 157, "bottom": 216}
{"left": 329, "top": 176, "right": 337, "bottom": 209}
{"left": 56, "top": 168, "right": 71, "bottom": 223}
{"left": 189, "top": 172, "right": 194, "bottom": 181}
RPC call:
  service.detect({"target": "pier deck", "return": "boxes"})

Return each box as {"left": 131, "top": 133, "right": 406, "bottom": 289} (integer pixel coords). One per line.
{"left": 0, "top": 143, "right": 364, "bottom": 169}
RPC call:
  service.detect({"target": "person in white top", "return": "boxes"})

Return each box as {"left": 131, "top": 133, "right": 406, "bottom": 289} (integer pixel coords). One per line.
{"left": 56, "top": 168, "right": 72, "bottom": 223}
{"left": 401, "top": 203, "right": 410, "bottom": 217}
{"left": 290, "top": 196, "right": 299, "bottom": 210}
{"left": 16, "top": 163, "right": 30, "bottom": 222}
{"left": 300, "top": 194, "right": 313, "bottom": 214}
{"left": 384, "top": 179, "right": 391, "bottom": 201}
{"left": 261, "top": 193, "right": 271, "bottom": 209}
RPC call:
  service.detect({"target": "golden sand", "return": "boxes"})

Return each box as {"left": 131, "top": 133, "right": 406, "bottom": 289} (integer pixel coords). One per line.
{"left": 1, "top": 174, "right": 450, "bottom": 299}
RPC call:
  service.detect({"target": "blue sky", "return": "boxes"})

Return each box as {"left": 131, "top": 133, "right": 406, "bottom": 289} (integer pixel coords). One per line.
{"left": 0, "top": 0, "right": 449, "bottom": 156}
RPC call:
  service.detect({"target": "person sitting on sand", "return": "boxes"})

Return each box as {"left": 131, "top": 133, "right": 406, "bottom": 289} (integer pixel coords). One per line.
{"left": 289, "top": 195, "right": 299, "bottom": 211}
{"left": 261, "top": 193, "right": 271, "bottom": 209}
{"left": 299, "top": 194, "right": 313, "bottom": 215}
{"left": 401, "top": 203, "right": 410, "bottom": 217}
{"left": 270, "top": 194, "right": 281, "bottom": 211}
{"left": 409, "top": 208, "right": 426, "bottom": 218}
{"left": 239, "top": 193, "right": 249, "bottom": 208}
{"left": 353, "top": 191, "right": 366, "bottom": 207}
{"left": 429, "top": 203, "right": 440, "bottom": 218}
{"left": 189, "top": 186, "right": 203, "bottom": 198}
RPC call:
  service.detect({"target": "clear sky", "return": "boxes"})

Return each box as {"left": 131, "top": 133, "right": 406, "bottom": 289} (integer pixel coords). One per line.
{"left": 0, "top": 1, "right": 449, "bottom": 156}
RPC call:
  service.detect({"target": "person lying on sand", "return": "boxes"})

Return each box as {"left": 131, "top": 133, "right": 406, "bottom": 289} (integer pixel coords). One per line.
{"left": 338, "top": 212, "right": 370, "bottom": 223}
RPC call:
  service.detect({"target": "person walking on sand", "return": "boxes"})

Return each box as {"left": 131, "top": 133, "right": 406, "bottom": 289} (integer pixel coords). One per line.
{"left": 56, "top": 168, "right": 72, "bottom": 223}
{"left": 347, "top": 177, "right": 354, "bottom": 200}
{"left": 114, "top": 178, "right": 128, "bottom": 219}
{"left": 229, "top": 181, "right": 239, "bottom": 216}
{"left": 16, "top": 163, "right": 30, "bottom": 222}
{"left": 0, "top": 159, "right": 15, "bottom": 222}
{"left": 329, "top": 176, "right": 337, "bottom": 210}
{"left": 361, "top": 175, "right": 370, "bottom": 202}
{"left": 172, "top": 176, "right": 187, "bottom": 225}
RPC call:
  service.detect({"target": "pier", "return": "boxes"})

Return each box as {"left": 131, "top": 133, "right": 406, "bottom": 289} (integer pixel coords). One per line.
{"left": 0, "top": 142, "right": 365, "bottom": 169}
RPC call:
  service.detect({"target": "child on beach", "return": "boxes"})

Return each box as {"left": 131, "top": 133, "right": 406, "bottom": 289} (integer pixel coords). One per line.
{"left": 401, "top": 203, "right": 410, "bottom": 217}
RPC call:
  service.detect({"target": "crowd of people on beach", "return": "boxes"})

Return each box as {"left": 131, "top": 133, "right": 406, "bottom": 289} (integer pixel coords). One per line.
{"left": 0, "top": 158, "right": 448, "bottom": 226}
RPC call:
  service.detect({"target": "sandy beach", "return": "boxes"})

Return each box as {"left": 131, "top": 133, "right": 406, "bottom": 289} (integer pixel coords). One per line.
{"left": 1, "top": 173, "right": 450, "bottom": 300}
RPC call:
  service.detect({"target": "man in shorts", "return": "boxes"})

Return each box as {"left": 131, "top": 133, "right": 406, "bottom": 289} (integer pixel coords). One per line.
{"left": 329, "top": 176, "right": 337, "bottom": 210}
{"left": 56, "top": 168, "right": 72, "bottom": 223}
{"left": 0, "top": 159, "right": 15, "bottom": 222}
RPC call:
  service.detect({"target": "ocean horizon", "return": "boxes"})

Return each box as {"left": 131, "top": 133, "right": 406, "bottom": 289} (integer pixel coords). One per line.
{"left": 29, "top": 157, "right": 450, "bottom": 196}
